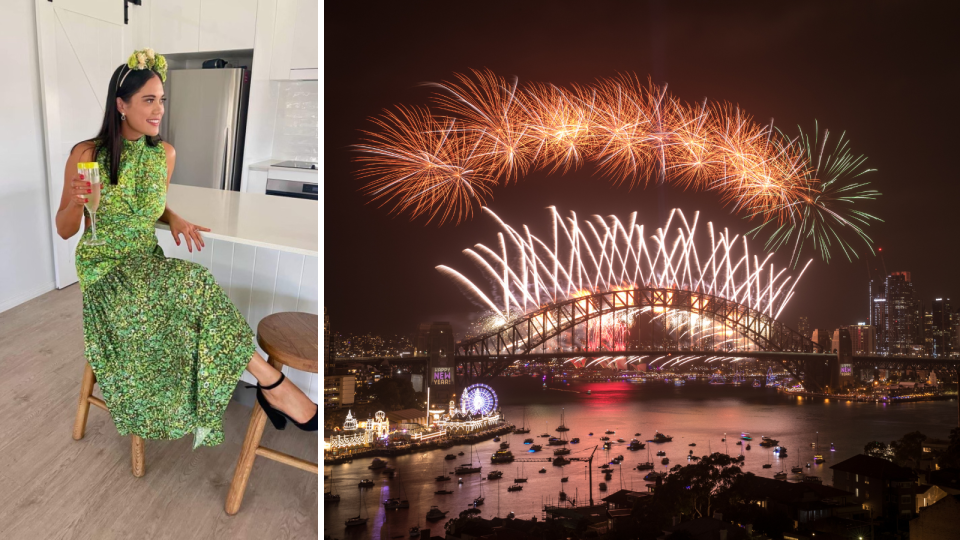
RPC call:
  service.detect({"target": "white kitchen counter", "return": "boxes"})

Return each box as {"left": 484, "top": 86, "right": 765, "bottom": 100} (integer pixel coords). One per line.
{"left": 156, "top": 184, "right": 317, "bottom": 256}
{"left": 248, "top": 159, "right": 281, "bottom": 172}
{"left": 153, "top": 184, "right": 319, "bottom": 403}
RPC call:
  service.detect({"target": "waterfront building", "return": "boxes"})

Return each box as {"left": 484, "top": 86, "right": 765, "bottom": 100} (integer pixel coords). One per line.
{"left": 811, "top": 329, "right": 832, "bottom": 352}
{"left": 870, "top": 271, "right": 925, "bottom": 355}
{"left": 910, "top": 494, "right": 960, "bottom": 540}
{"left": 798, "top": 316, "right": 811, "bottom": 339}
{"left": 323, "top": 374, "right": 356, "bottom": 409}
{"left": 930, "top": 298, "right": 955, "bottom": 356}
{"left": 831, "top": 454, "right": 917, "bottom": 519}
{"left": 847, "top": 323, "right": 876, "bottom": 354}
{"left": 417, "top": 322, "right": 456, "bottom": 389}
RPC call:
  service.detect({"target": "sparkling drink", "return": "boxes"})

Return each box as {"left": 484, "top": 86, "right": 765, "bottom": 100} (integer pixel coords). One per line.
{"left": 79, "top": 162, "right": 105, "bottom": 246}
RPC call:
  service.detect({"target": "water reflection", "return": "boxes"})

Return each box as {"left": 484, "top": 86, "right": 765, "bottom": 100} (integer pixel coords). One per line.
{"left": 324, "top": 378, "right": 955, "bottom": 539}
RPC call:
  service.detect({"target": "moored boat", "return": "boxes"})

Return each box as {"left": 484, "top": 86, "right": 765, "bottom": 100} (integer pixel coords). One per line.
{"left": 426, "top": 506, "right": 448, "bottom": 521}
{"left": 651, "top": 431, "right": 673, "bottom": 443}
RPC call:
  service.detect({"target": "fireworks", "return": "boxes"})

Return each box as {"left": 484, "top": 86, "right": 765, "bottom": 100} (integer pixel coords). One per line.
{"left": 353, "top": 70, "right": 880, "bottom": 263}
{"left": 746, "top": 123, "right": 882, "bottom": 267}
{"left": 439, "top": 208, "right": 812, "bottom": 357}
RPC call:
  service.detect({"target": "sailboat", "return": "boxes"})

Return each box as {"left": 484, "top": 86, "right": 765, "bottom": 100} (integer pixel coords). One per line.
{"left": 762, "top": 449, "right": 772, "bottom": 469}
{"left": 813, "top": 432, "right": 824, "bottom": 464}
{"left": 514, "top": 464, "right": 528, "bottom": 483}
{"left": 473, "top": 477, "right": 485, "bottom": 506}
{"left": 383, "top": 470, "right": 410, "bottom": 509}
{"left": 773, "top": 458, "right": 787, "bottom": 480}
{"left": 435, "top": 457, "right": 450, "bottom": 482}
{"left": 514, "top": 406, "right": 530, "bottom": 434}
{"left": 455, "top": 444, "right": 482, "bottom": 474}
{"left": 324, "top": 468, "right": 340, "bottom": 503}
{"left": 637, "top": 445, "right": 654, "bottom": 470}
{"left": 556, "top": 408, "right": 569, "bottom": 431}
{"left": 345, "top": 487, "right": 368, "bottom": 527}
{"left": 792, "top": 445, "right": 803, "bottom": 473}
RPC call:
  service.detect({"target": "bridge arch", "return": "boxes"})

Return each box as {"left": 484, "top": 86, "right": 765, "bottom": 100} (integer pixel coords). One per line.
{"left": 457, "top": 287, "right": 822, "bottom": 357}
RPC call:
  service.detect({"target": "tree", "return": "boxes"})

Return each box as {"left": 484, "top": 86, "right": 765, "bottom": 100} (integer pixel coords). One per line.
{"left": 890, "top": 431, "right": 927, "bottom": 468}
{"left": 938, "top": 427, "right": 960, "bottom": 468}
{"left": 656, "top": 453, "right": 746, "bottom": 520}
{"left": 864, "top": 440, "right": 893, "bottom": 461}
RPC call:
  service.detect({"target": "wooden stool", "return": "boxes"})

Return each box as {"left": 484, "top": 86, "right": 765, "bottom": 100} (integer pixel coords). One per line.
{"left": 225, "top": 312, "right": 319, "bottom": 515}
{"left": 73, "top": 363, "right": 146, "bottom": 477}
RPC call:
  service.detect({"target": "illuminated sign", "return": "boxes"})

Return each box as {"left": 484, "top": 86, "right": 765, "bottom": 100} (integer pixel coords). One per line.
{"left": 840, "top": 364, "right": 852, "bottom": 375}
{"left": 432, "top": 367, "right": 452, "bottom": 385}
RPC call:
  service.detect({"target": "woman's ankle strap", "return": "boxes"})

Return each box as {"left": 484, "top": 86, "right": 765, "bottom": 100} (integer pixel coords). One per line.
{"left": 260, "top": 372, "right": 285, "bottom": 390}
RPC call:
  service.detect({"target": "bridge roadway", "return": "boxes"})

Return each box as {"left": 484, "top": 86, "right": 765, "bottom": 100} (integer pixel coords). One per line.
{"left": 332, "top": 351, "right": 960, "bottom": 367}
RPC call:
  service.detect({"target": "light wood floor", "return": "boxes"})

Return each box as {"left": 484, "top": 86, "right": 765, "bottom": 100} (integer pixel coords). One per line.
{"left": 0, "top": 285, "right": 318, "bottom": 539}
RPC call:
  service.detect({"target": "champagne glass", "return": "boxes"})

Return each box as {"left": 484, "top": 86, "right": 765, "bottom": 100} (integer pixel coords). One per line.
{"left": 80, "top": 162, "right": 105, "bottom": 246}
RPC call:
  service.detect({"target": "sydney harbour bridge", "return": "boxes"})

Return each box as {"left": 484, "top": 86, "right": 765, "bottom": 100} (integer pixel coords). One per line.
{"left": 334, "top": 285, "right": 960, "bottom": 397}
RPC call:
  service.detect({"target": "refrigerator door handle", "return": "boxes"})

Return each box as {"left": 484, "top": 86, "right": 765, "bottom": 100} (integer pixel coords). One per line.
{"left": 220, "top": 126, "right": 230, "bottom": 190}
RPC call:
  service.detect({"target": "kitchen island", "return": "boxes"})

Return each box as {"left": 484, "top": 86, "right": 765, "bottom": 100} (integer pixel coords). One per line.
{"left": 155, "top": 184, "right": 319, "bottom": 402}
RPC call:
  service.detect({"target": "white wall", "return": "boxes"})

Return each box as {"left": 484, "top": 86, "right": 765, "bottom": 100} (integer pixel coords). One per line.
{"left": 0, "top": 0, "right": 57, "bottom": 314}
{"left": 271, "top": 80, "right": 318, "bottom": 162}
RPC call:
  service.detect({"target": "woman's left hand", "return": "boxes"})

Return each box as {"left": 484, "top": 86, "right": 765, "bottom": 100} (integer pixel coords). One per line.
{"left": 169, "top": 215, "right": 211, "bottom": 253}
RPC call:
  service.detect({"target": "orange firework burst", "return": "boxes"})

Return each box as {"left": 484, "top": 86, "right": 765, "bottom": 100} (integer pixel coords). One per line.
{"left": 353, "top": 69, "right": 817, "bottom": 226}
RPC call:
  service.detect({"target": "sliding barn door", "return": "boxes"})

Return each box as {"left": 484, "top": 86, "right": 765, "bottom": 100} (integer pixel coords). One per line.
{"left": 35, "top": 0, "right": 125, "bottom": 288}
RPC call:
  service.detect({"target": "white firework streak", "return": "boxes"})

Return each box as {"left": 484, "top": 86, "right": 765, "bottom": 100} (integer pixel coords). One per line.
{"left": 441, "top": 207, "right": 812, "bottom": 356}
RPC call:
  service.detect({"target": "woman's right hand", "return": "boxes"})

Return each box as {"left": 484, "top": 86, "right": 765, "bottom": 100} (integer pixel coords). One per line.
{"left": 70, "top": 173, "right": 97, "bottom": 208}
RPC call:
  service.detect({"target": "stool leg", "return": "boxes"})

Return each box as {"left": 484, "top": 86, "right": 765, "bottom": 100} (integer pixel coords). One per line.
{"left": 225, "top": 401, "right": 268, "bottom": 515}
{"left": 73, "top": 363, "right": 96, "bottom": 440}
{"left": 131, "top": 435, "right": 145, "bottom": 477}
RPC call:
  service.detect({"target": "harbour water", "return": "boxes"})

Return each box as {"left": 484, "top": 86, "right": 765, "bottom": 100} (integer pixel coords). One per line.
{"left": 323, "top": 377, "right": 956, "bottom": 539}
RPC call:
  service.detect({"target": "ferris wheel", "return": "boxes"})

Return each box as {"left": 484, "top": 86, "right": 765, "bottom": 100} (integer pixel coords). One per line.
{"left": 460, "top": 383, "right": 498, "bottom": 416}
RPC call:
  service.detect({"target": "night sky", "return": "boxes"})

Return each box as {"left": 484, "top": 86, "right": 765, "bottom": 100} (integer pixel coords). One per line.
{"left": 324, "top": 1, "right": 960, "bottom": 338}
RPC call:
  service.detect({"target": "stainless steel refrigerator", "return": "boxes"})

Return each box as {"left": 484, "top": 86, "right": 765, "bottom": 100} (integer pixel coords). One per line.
{"left": 159, "top": 68, "right": 249, "bottom": 191}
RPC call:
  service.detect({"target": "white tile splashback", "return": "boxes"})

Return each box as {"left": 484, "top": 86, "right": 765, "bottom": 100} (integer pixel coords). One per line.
{"left": 271, "top": 80, "right": 318, "bottom": 163}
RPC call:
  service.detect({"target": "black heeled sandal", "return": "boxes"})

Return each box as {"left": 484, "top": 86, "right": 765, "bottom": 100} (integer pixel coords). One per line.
{"left": 247, "top": 372, "right": 318, "bottom": 431}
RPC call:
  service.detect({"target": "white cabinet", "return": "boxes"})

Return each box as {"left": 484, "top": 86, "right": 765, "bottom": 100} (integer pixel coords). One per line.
{"left": 199, "top": 0, "right": 258, "bottom": 51}
{"left": 149, "top": 0, "right": 201, "bottom": 54}
{"left": 147, "top": 0, "right": 257, "bottom": 55}
{"left": 270, "top": 0, "right": 318, "bottom": 80}
{"left": 290, "top": 0, "right": 318, "bottom": 70}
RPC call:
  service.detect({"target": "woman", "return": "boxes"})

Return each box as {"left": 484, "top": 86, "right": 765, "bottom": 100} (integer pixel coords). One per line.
{"left": 54, "top": 49, "right": 317, "bottom": 449}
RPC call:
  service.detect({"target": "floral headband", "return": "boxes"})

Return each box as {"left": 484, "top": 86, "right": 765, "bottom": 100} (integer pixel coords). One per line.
{"left": 117, "top": 48, "right": 168, "bottom": 91}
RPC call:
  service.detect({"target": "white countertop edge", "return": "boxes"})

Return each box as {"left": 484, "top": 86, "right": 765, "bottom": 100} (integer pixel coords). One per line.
{"left": 249, "top": 159, "right": 319, "bottom": 175}
{"left": 249, "top": 159, "right": 280, "bottom": 171}
{"left": 155, "top": 222, "right": 318, "bottom": 257}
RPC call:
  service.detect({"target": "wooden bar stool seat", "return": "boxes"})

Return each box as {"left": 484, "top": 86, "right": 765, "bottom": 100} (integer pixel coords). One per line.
{"left": 73, "top": 363, "right": 146, "bottom": 477}
{"left": 225, "top": 312, "right": 319, "bottom": 515}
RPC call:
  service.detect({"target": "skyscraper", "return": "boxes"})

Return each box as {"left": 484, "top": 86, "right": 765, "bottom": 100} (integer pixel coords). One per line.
{"left": 883, "top": 272, "right": 922, "bottom": 355}
{"left": 798, "top": 316, "right": 811, "bottom": 339}
{"left": 848, "top": 323, "right": 876, "bottom": 355}
{"left": 870, "top": 271, "right": 924, "bottom": 355}
{"left": 931, "top": 298, "right": 954, "bottom": 356}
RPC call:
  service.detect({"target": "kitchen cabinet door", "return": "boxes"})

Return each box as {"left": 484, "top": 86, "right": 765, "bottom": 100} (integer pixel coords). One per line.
{"left": 199, "top": 0, "right": 258, "bottom": 52}
{"left": 149, "top": 0, "right": 200, "bottom": 54}
{"left": 270, "top": 0, "right": 318, "bottom": 79}
{"left": 289, "top": 0, "right": 318, "bottom": 70}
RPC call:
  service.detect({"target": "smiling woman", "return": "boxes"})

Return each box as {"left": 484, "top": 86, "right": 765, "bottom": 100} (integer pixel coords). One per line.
{"left": 53, "top": 48, "right": 318, "bottom": 452}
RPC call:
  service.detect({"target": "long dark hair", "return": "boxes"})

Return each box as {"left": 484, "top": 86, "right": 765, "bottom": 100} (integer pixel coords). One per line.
{"left": 71, "top": 64, "right": 163, "bottom": 185}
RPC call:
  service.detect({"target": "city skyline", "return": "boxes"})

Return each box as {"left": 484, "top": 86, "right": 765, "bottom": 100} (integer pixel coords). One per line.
{"left": 325, "top": 2, "right": 960, "bottom": 337}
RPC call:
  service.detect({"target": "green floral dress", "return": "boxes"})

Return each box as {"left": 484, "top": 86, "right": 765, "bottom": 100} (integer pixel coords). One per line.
{"left": 75, "top": 135, "right": 256, "bottom": 448}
